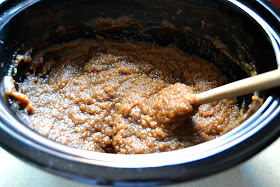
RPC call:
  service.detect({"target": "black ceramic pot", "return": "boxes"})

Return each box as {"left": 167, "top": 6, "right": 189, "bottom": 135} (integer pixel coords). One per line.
{"left": 0, "top": 0, "right": 279, "bottom": 185}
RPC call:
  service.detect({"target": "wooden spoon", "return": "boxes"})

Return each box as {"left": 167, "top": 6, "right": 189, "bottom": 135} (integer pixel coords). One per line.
{"left": 194, "top": 69, "right": 280, "bottom": 105}
{"left": 139, "top": 69, "right": 280, "bottom": 125}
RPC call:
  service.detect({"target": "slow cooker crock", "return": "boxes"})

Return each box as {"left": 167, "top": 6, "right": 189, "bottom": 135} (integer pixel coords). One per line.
{"left": 0, "top": 0, "right": 280, "bottom": 185}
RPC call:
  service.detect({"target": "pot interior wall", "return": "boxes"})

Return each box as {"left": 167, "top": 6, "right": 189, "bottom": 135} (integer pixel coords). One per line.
{"left": 0, "top": 0, "right": 278, "bottom": 112}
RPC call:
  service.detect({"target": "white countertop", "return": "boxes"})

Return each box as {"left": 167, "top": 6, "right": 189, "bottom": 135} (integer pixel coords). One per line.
{"left": 0, "top": 137, "right": 280, "bottom": 187}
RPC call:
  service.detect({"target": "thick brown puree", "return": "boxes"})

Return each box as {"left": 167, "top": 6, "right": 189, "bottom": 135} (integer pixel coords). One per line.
{"left": 10, "top": 39, "right": 247, "bottom": 154}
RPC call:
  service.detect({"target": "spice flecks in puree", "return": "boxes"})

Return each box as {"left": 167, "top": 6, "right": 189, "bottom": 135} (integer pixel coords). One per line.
{"left": 13, "top": 40, "right": 240, "bottom": 153}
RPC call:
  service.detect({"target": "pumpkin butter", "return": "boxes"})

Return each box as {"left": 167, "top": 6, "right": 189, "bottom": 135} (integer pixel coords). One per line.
{"left": 8, "top": 39, "right": 256, "bottom": 154}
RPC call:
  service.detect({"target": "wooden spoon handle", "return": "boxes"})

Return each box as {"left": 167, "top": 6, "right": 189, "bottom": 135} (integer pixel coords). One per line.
{"left": 195, "top": 69, "right": 280, "bottom": 105}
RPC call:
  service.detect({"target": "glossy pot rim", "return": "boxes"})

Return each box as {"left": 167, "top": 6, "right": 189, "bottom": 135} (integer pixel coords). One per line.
{"left": 0, "top": 0, "right": 280, "bottom": 184}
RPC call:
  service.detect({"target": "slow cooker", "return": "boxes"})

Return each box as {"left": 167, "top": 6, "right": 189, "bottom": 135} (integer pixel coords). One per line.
{"left": 0, "top": 0, "right": 279, "bottom": 185}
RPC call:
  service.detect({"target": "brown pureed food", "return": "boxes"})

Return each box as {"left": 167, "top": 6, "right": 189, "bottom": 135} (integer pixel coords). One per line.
{"left": 10, "top": 39, "right": 246, "bottom": 154}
